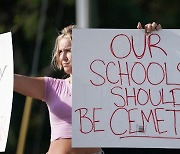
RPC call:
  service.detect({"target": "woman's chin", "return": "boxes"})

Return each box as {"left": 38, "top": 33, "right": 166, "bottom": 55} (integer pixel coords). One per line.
{"left": 64, "top": 68, "right": 72, "bottom": 74}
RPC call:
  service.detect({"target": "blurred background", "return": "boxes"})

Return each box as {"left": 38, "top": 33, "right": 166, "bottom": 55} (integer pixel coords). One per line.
{"left": 1, "top": 0, "right": 180, "bottom": 153}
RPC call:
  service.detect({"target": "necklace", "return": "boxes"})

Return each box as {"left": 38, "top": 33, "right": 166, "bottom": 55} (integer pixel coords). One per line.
{"left": 67, "top": 77, "right": 72, "bottom": 96}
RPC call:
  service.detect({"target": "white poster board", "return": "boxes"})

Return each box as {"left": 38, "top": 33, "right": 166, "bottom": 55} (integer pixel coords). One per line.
{"left": 0, "top": 32, "right": 13, "bottom": 152}
{"left": 72, "top": 29, "right": 180, "bottom": 148}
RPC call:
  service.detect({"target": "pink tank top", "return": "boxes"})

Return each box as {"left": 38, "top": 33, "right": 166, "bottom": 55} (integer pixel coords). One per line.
{"left": 44, "top": 77, "right": 72, "bottom": 141}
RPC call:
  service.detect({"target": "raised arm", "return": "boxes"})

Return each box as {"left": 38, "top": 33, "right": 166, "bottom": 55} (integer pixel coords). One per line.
{"left": 14, "top": 74, "right": 45, "bottom": 100}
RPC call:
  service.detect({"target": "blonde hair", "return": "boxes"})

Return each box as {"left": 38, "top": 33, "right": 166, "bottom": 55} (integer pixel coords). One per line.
{"left": 51, "top": 24, "right": 75, "bottom": 70}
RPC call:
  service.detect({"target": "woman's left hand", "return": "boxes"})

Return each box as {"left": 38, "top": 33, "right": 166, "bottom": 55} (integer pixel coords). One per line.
{"left": 137, "top": 22, "right": 162, "bottom": 34}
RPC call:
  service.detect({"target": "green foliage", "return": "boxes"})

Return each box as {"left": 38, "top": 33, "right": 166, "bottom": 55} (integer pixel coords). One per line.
{"left": 62, "top": 0, "right": 75, "bottom": 6}
{"left": 14, "top": 11, "right": 38, "bottom": 40}
{"left": 98, "top": 0, "right": 180, "bottom": 28}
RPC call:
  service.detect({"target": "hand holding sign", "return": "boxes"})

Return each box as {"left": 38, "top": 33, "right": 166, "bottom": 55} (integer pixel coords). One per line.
{"left": 0, "top": 32, "right": 13, "bottom": 152}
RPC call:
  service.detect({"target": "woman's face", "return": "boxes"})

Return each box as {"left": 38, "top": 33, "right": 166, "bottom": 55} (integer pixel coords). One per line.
{"left": 56, "top": 37, "right": 72, "bottom": 74}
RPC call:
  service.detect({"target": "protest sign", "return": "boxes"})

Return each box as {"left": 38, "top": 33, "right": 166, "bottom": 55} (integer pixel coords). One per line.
{"left": 72, "top": 29, "right": 180, "bottom": 148}
{"left": 0, "top": 32, "right": 13, "bottom": 152}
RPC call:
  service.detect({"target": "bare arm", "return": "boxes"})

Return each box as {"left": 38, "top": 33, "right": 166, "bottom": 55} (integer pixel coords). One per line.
{"left": 14, "top": 74, "right": 45, "bottom": 100}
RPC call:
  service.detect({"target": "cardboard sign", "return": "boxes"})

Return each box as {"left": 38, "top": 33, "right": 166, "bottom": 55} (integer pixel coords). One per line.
{"left": 0, "top": 32, "right": 13, "bottom": 152}
{"left": 72, "top": 29, "right": 180, "bottom": 148}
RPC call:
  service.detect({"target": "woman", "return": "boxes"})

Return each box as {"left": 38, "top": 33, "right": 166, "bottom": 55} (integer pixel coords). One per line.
{"left": 14, "top": 22, "right": 161, "bottom": 154}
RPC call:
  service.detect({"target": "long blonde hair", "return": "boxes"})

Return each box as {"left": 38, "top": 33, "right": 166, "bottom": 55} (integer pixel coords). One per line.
{"left": 51, "top": 25, "right": 75, "bottom": 70}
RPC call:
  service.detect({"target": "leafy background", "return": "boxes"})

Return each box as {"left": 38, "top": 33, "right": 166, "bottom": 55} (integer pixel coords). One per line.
{"left": 0, "top": 0, "right": 180, "bottom": 153}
